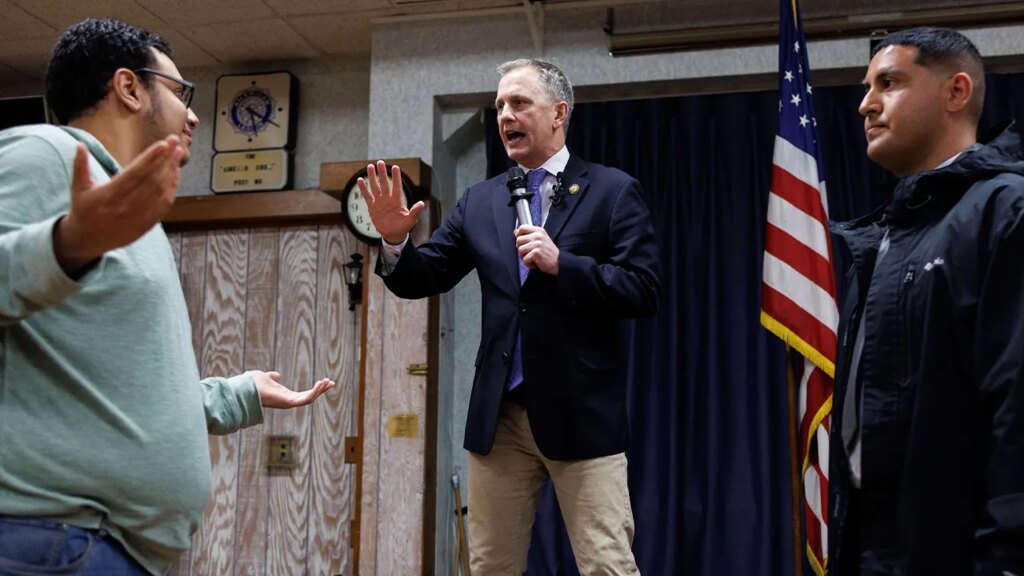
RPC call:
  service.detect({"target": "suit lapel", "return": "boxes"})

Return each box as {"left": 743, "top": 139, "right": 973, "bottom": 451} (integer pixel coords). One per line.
{"left": 543, "top": 154, "right": 590, "bottom": 241}
{"left": 492, "top": 177, "right": 522, "bottom": 290}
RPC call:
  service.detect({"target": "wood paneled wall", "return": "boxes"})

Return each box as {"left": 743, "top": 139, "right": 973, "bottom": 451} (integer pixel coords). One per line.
{"left": 166, "top": 224, "right": 361, "bottom": 576}
{"left": 357, "top": 201, "right": 438, "bottom": 576}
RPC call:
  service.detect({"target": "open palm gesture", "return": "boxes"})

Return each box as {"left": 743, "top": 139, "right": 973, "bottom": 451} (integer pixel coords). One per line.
{"left": 356, "top": 160, "right": 425, "bottom": 245}
{"left": 55, "top": 137, "right": 183, "bottom": 274}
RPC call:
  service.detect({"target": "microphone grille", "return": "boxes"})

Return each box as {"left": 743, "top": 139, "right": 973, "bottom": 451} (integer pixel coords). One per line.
{"left": 505, "top": 166, "right": 526, "bottom": 192}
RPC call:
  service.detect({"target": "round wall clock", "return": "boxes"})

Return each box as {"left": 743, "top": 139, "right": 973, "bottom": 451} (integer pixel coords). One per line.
{"left": 214, "top": 71, "right": 297, "bottom": 151}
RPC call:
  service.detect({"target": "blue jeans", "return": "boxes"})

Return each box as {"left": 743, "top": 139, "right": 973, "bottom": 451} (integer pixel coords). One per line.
{"left": 0, "top": 517, "right": 148, "bottom": 575}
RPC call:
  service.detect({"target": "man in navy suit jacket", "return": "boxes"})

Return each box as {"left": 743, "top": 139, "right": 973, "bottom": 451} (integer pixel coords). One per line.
{"left": 359, "top": 59, "right": 659, "bottom": 575}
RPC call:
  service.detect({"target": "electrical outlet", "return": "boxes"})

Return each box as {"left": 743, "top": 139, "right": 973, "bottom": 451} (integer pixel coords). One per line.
{"left": 268, "top": 435, "right": 297, "bottom": 469}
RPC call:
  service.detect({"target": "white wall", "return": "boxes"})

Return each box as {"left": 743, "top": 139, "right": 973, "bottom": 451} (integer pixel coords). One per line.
{"left": 178, "top": 56, "right": 370, "bottom": 196}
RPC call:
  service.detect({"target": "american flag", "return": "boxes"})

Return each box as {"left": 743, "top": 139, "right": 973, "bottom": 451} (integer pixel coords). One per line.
{"left": 760, "top": 1, "right": 838, "bottom": 574}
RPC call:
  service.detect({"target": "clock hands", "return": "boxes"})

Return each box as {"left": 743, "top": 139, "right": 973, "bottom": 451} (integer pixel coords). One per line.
{"left": 246, "top": 105, "right": 281, "bottom": 128}
{"left": 247, "top": 107, "right": 259, "bottom": 138}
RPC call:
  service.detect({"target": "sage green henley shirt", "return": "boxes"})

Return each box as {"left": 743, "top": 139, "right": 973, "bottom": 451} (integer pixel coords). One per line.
{"left": 0, "top": 124, "right": 264, "bottom": 575}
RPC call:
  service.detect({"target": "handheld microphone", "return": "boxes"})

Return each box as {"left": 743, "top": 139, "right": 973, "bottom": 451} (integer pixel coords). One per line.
{"left": 550, "top": 172, "right": 565, "bottom": 206}
{"left": 506, "top": 167, "right": 533, "bottom": 227}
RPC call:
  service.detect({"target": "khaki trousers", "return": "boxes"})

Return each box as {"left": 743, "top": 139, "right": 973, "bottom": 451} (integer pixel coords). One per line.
{"left": 467, "top": 402, "right": 639, "bottom": 576}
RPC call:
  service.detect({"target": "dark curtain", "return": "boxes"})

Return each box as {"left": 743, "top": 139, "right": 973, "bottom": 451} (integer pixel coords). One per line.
{"left": 480, "top": 72, "right": 1023, "bottom": 576}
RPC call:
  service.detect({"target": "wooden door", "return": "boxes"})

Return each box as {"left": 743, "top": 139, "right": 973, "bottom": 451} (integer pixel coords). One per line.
{"left": 166, "top": 224, "right": 361, "bottom": 576}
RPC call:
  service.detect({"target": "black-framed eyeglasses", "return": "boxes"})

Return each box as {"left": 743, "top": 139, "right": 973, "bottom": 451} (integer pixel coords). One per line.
{"left": 133, "top": 68, "right": 195, "bottom": 108}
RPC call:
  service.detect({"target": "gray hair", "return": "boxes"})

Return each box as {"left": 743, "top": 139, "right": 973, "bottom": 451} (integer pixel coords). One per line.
{"left": 497, "top": 58, "right": 574, "bottom": 134}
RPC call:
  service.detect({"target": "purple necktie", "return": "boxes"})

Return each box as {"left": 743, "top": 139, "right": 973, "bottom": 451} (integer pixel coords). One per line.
{"left": 507, "top": 168, "right": 547, "bottom": 391}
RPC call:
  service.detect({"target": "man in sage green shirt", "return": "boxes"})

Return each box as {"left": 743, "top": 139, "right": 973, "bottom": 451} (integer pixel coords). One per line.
{"left": 0, "top": 19, "right": 334, "bottom": 575}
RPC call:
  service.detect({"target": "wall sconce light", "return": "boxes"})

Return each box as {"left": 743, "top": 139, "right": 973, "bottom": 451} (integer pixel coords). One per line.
{"left": 344, "top": 253, "right": 364, "bottom": 311}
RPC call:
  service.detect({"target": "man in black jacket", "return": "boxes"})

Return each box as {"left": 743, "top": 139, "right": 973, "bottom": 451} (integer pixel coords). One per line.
{"left": 830, "top": 27, "right": 1024, "bottom": 575}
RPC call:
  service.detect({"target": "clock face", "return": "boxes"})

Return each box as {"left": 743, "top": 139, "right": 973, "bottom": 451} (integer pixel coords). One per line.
{"left": 344, "top": 183, "right": 380, "bottom": 242}
{"left": 342, "top": 172, "right": 412, "bottom": 244}
{"left": 214, "top": 72, "right": 296, "bottom": 151}
{"left": 229, "top": 88, "right": 276, "bottom": 138}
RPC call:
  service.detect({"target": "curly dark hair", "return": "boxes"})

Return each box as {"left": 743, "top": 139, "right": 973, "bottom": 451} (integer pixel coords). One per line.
{"left": 45, "top": 19, "right": 172, "bottom": 124}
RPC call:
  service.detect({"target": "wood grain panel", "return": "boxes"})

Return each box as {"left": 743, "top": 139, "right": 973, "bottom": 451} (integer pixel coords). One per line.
{"left": 358, "top": 199, "right": 435, "bottom": 575}
{"left": 380, "top": 202, "right": 435, "bottom": 575}
{"left": 191, "top": 230, "right": 249, "bottom": 576}
{"left": 169, "top": 223, "right": 359, "bottom": 575}
{"left": 165, "top": 189, "right": 341, "bottom": 230}
{"left": 308, "top": 225, "right": 359, "bottom": 576}
{"left": 167, "top": 231, "right": 182, "bottom": 269}
{"left": 319, "top": 158, "right": 431, "bottom": 201}
{"left": 172, "top": 231, "right": 210, "bottom": 576}
{"left": 377, "top": 293, "right": 428, "bottom": 575}
{"left": 233, "top": 228, "right": 280, "bottom": 576}
{"left": 266, "top": 227, "right": 319, "bottom": 576}
{"left": 359, "top": 248, "right": 385, "bottom": 576}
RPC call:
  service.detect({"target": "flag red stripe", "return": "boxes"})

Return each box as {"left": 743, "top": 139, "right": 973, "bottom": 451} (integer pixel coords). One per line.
{"left": 765, "top": 223, "right": 837, "bottom": 296}
{"left": 805, "top": 501, "right": 824, "bottom": 555}
{"left": 771, "top": 163, "right": 828, "bottom": 224}
{"left": 762, "top": 285, "right": 837, "bottom": 363}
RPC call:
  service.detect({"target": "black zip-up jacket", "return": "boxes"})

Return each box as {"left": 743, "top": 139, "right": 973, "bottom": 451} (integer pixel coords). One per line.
{"left": 829, "top": 122, "right": 1024, "bottom": 576}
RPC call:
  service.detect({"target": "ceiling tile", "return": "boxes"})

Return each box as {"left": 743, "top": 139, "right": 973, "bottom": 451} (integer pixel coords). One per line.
{"left": 263, "top": 0, "right": 388, "bottom": 16}
{"left": 0, "top": 38, "right": 58, "bottom": 79}
{"left": 0, "top": 62, "right": 30, "bottom": 84}
{"left": 0, "top": 0, "right": 58, "bottom": 41}
{"left": 288, "top": 13, "right": 375, "bottom": 56}
{"left": 135, "top": 0, "right": 275, "bottom": 25}
{"left": 9, "top": 0, "right": 167, "bottom": 32}
{"left": 184, "top": 19, "right": 322, "bottom": 63}
{"left": 150, "top": 27, "right": 219, "bottom": 68}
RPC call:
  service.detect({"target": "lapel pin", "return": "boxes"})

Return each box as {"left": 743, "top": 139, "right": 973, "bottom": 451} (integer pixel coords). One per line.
{"left": 569, "top": 184, "right": 580, "bottom": 195}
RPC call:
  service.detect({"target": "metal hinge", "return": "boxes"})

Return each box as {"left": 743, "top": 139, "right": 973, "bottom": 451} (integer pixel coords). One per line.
{"left": 407, "top": 363, "right": 429, "bottom": 376}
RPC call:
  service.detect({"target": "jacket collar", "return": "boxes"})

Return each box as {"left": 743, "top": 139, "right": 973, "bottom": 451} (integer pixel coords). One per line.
{"left": 885, "top": 120, "right": 1024, "bottom": 224}
{"left": 832, "top": 121, "right": 1024, "bottom": 231}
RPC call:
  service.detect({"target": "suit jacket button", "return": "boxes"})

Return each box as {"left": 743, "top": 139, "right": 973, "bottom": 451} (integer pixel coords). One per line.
{"left": 501, "top": 352, "right": 510, "bottom": 362}
{"left": 519, "top": 304, "right": 527, "bottom": 313}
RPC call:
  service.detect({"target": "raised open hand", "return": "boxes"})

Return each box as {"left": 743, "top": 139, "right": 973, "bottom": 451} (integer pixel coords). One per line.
{"left": 54, "top": 136, "right": 183, "bottom": 274}
{"left": 356, "top": 160, "right": 425, "bottom": 245}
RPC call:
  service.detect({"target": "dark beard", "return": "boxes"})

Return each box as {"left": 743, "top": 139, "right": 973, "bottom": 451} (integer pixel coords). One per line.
{"left": 142, "top": 93, "right": 190, "bottom": 168}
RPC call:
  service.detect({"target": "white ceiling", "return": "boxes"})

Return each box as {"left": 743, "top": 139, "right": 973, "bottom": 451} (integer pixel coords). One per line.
{"left": 0, "top": 0, "right": 1019, "bottom": 83}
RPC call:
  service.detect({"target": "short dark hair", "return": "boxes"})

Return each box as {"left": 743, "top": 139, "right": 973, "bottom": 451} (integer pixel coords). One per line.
{"left": 45, "top": 19, "right": 172, "bottom": 124}
{"left": 872, "top": 27, "right": 985, "bottom": 122}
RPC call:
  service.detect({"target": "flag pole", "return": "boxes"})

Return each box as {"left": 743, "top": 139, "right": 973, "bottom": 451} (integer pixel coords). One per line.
{"left": 785, "top": 346, "right": 805, "bottom": 576}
